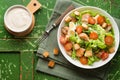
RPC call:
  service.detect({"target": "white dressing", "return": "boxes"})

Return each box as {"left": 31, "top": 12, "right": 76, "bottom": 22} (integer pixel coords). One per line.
{"left": 5, "top": 6, "right": 32, "bottom": 32}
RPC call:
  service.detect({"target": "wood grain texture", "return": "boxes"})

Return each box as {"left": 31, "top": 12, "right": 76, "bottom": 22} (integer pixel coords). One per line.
{"left": 20, "top": 51, "right": 34, "bottom": 80}
{"left": 0, "top": 53, "right": 19, "bottom": 80}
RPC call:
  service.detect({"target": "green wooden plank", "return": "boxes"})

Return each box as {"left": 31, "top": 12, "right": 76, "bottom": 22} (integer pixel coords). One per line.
{"left": 0, "top": 39, "right": 36, "bottom": 51}
{"left": 0, "top": 52, "right": 20, "bottom": 80}
{"left": 20, "top": 51, "right": 34, "bottom": 80}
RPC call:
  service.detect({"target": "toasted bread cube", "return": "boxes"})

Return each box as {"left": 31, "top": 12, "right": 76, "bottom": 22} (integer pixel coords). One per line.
{"left": 43, "top": 51, "right": 49, "bottom": 58}
{"left": 109, "top": 47, "right": 115, "bottom": 53}
{"left": 84, "top": 49, "right": 93, "bottom": 57}
{"left": 102, "top": 22, "right": 107, "bottom": 28}
{"left": 64, "top": 16, "right": 72, "bottom": 22}
{"left": 74, "top": 11, "right": 80, "bottom": 16}
{"left": 48, "top": 60, "right": 55, "bottom": 68}
{"left": 74, "top": 44, "right": 80, "bottom": 50}
{"left": 82, "top": 23, "right": 88, "bottom": 30}
{"left": 53, "top": 48, "right": 59, "bottom": 55}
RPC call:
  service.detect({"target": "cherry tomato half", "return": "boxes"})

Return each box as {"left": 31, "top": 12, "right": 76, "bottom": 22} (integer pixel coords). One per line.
{"left": 97, "top": 16, "right": 105, "bottom": 25}
{"left": 89, "top": 32, "right": 98, "bottom": 40}
{"left": 101, "top": 52, "right": 109, "bottom": 60}
{"left": 64, "top": 42, "right": 73, "bottom": 51}
{"left": 88, "top": 17, "right": 95, "bottom": 25}
{"left": 76, "top": 26, "right": 83, "bottom": 34}
{"left": 80, "top": 56, "right": 88, "bottom": 65}
{"left": 105, "top": 36, "right": 114, "bottom": 46}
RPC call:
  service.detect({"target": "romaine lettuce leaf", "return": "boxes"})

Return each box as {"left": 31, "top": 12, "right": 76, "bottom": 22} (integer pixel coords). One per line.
{"left": 69, "top": 34, "right": 84, "bottom": 44}
{"left": 88, "top": 56, "right": 100, "bottom": 65}
{"left": 86, "top": 39, "right": 106, "bottom": 49}
{"left": 71, "top": 48, "right": 76, "bottom": 59}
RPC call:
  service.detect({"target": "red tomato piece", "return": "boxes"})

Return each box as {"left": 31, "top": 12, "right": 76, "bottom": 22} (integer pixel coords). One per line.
{"left": 104, "top": 36, "right": 114, "bottom": 46}
{"left": 88, "top": 17, "right": 95, "bottom": 24}
{"left": 97, "top": 16, "right": 105, "bottom": 25}
{"left": 80, "top": 56, "right": 88, "bottom": 65}
{"left": 101, "top": 52, "right": 109, "bottom": 60}
{"left": 64, "top": 42, "right": 72, "bottom": 51}
{"left": 89, "top": 32, "right": 98, "bottom": 40}
{"left": 76, "top": 26, "right": 83, "bottom": 34}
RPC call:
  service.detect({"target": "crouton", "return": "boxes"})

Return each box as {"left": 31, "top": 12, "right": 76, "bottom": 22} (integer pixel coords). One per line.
{"left": 43, "top": 51, "right": 49, "bottom": 58}
{"left": 109, "top": 47, "right": 115, "bottom": 53}
{"left": 74, "top": 11, "right": 80, "bottom": 16}
{"left": 82, "top": 23, "right": 88, "bottom": 30}
{"left": 84, "top": 49, "right": 93, "bottom": 57}
{"left": 74, "top": 43, "right": 80, "bottom": 50}
{"left": 102, "top": 22, "right": 107, "bottom": 28}
{"left": 53, "top": 48, "right": 59, "bottom": 55}
{"left": 48, "top": 60, "right": 55, "bottom": 68}
{"left": 64, "top": 16, "right": 72, "bottom": 22}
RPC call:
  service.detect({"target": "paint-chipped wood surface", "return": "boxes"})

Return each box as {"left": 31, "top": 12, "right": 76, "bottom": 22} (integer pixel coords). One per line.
{"left": 0, "top": 53, "right": 19, "bottom": 80}
{"left": 0, "top": 0, "right": 120, "bottom": 80}
{"left": 20, "top": 51, "right": 34, "bottom": 80}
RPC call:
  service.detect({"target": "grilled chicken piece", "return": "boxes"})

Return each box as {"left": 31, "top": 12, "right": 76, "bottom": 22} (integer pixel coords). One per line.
{"left": 105, "top": 24, "right": 112, "bottom": 32}
{"left": 82, "top": 13, "right": 91, "bottom": 23}
{"left": 66, "top": 50, "right": 72, "bottom": 56}
{"left": 68, "top": 22, "right": 76, "bottom": 36}
{"left": 76, "top": 48, "right": 85, "bottom": 57}
{"left": 79, "top": 33, "right": 89, "bottom": 41}
{"left": 94, "top": 14, "right": 100, "bottom": 23}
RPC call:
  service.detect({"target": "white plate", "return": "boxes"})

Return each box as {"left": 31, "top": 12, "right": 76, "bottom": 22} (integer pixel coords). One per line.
{"left": 57, "top": 6, "right": 119, "bottom": 69}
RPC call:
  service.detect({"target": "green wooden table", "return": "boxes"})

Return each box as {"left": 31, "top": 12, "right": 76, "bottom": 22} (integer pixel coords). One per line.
{"left": 0, "top": 0, "right": 120, "bottom": 80}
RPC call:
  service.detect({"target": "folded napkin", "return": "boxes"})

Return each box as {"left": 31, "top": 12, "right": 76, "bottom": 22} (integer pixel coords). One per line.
{"left": 36, "top": 0, "right": 120, "bottom": 80}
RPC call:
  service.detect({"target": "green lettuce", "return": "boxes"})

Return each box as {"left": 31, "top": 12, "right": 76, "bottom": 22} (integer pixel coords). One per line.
{"left": 86, "top": 39, "right": 106, "bottom": 49}
{"left": 71, "top": 48, "right": 76, "bottom": 59}
{"left": 88, "top": 56, "right": 100, "bottom": 65}
{"left": 80, "top": 10, "right": 97, "bottom": 17}
{"left": 90, "top": 24, "right": 106, "bottom": 42}
{"left": 69, "top": 34, "right": 84, "bottom": 44}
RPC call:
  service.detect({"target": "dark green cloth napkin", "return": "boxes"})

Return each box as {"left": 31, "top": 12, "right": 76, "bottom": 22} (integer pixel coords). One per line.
{"left": 36, "top": 0, "right": 120, "bottom": 80}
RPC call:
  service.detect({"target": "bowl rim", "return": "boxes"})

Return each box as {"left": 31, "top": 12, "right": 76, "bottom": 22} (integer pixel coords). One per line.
{"left": 57, "top": 6, "right": 120, "bottom": 69}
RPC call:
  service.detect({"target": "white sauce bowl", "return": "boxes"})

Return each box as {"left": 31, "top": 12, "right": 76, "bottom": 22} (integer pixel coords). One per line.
{"left": 4, "top": 5, "right": 32, "bottom": 36}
